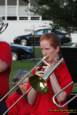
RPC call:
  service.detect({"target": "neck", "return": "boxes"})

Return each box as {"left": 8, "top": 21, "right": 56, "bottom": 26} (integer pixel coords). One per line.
{"left": 48, "top": 55, "right": 59, "bottom": 65}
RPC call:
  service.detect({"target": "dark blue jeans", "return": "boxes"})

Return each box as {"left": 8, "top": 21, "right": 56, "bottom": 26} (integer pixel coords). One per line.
{"left": 0, "top": 96, "right": 8, "bottom": 115}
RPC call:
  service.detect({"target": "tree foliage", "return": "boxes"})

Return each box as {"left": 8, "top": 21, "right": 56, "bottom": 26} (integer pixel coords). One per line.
{"left": 35, "top": 0, "right": 77, "bottom": 29}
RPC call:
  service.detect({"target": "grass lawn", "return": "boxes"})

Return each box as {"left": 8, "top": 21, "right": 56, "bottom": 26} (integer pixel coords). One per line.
{"left": 9, "top": 47, "right": 77, "bottom": 93}
{"left": 10, "top": 60, "right": 38, "bottom": 85}
{"left": 10, "top": 47, "right": 42, "bottom": 80}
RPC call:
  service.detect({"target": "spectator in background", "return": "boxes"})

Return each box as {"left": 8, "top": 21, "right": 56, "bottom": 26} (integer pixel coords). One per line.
{"left": 0, "top": 41, "right": 12, "bottom": 115}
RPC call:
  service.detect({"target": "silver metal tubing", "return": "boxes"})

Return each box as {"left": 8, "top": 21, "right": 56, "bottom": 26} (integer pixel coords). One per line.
{"left": 3, "top": 87, "right": 32, "bottom": 115}
{"left": 52, "top": 81, "right": 77, "bottom": 108}
{"left": 0, "top": 56, "right": 47, "bottom": 102}
{"left": 43, "top": 58, "right": 64, "bottom": 80}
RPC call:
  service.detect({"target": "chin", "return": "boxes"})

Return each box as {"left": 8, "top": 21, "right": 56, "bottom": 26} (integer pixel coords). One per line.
{"left": 49, "top": 58, "right": 54, "bottom": 62}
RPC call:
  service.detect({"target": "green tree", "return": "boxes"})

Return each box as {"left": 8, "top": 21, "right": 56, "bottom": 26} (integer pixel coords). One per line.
{"left": 22, "top": 0, "right": 29, "bottom": 3}
{"left": 35, "top": 0, "right": 77, "bottom": 29}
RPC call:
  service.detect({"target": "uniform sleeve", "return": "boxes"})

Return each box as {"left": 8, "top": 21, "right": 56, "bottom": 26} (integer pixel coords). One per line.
{"left": 56, "top": 62, "right": 73, "bottom": 94}
{"left": 0, "top": 42, "right": 12, "bottom": 67}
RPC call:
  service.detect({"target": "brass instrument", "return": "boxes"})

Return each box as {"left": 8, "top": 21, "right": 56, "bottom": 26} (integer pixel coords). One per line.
{"left": 2, "top": 56, "right": 75, "bottom": 115}
{"left": 1, "top": 56, "right": 64, "bottom": 103}
{"left": 29, "top": 57, "right": 64, "bottom": 92}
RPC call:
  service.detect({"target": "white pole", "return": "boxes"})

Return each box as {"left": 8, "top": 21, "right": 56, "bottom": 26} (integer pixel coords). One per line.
{"left": 5, "top": 0, "right": 7, "bottom": 21}
{"left": 28, "top": 0, "right": 31, "bottom": 20}
{"left": 40, "top": 16, "right": 42, "bottom": 20}
{"left": 16, "top": 0, "right": 19, "bottom": 20}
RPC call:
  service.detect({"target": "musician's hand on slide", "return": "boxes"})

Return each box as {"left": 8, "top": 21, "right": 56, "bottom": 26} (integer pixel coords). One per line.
{"left": 35, "top": 70, "right": 44, "bottom": 77}
{"left": 31, "top": 66, "right": 45, "bottom": 77}
{"left": 35, "top": 65, "right": 49, "bottom": 77}
{"left": 31, "top": 64, "right": 49, "bottom": 78}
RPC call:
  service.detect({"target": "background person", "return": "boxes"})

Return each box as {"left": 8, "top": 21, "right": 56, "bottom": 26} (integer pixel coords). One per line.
{"left": 0, "top": 41, "right": 12, "bottom": 115}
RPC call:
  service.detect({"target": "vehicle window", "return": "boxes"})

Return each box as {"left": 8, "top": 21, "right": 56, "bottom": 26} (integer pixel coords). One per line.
{"left": 34, "top": 30, "right": 44, "bottom": 36}
{"left": 44, "top": 29, "right": 51, "bottom": 34}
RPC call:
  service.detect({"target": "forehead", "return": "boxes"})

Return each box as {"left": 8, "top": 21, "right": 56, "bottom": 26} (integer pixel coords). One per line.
{"left": 40, "top": 40, "right": 56, "bottom": 50}
{"left": 40, "top": 40, "right": 51, "bottom": 46}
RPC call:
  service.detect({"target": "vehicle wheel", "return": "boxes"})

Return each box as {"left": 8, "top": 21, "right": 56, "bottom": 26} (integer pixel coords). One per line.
{"left": 12, "top": 52, "right": 18, "bottom": 61}
{"left": 20, "top": 39, "right": 27, "bottom": 46}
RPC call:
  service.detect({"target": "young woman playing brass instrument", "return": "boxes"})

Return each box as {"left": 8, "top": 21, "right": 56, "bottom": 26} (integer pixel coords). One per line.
{"left": 27, "top": 33, "right": 73, "bottom": 115}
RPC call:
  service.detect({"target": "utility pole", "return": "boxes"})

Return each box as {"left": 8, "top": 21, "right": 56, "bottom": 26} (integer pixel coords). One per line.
{"left": 28, "top": 0, "right": 31, "bottom": 20}
{"left": 16, "top": 0, "right": 19, "bottom": 21}
{"left": 32, "top": 30, "right": 35, "bottom": 60}
{"left": 5, "top": 0, "right": 7, "bottom": 21}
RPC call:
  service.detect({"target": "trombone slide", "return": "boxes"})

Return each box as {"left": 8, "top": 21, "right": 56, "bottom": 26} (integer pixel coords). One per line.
{"left": 52, "top": 81, "right": 77, "bottom": 108}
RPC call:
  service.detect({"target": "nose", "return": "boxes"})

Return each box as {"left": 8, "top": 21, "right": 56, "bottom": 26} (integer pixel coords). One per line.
{"left": 42, "top": 51, "right": 47, "bottom": 56}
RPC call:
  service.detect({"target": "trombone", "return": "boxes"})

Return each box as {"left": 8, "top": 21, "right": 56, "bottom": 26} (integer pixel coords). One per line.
{"left": 0, "top": 56, "right": 63, "bottom": 103}
{"left": 3, "top": 56, "right": 74, "bottom": 115}
{"left": 0, "top": 56, "right": 77, "bottom": 115}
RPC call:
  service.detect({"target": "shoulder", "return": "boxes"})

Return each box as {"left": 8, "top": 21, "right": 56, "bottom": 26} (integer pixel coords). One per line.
{"left": 55, "top": 60, "right": 72, "bottom": 80}
{"left": 55, "top": 61, "right": 67, "bottom": 73}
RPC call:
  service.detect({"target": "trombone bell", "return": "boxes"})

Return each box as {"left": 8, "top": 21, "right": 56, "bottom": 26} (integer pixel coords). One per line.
{"left": 29, "top": 75, "right": 48, "bottom": 93}
{"left": 29, "top": 58, "right": 64, "bottom": 93}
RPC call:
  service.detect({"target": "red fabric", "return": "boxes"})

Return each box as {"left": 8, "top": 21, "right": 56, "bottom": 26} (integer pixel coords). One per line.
{"left": 31, "top": 68, "right": 36, "bottom": 75}
{"left": 0, "top": 42, "right": 12, "bottom": 96}
{"left": 6, "top": 92, "right": 32, "bottom": 115}
{"left": 26, "top": 82, "right": 31, "bottom": 91}
{"left": 31, "top": 61, "right": 73, "bottom": 115}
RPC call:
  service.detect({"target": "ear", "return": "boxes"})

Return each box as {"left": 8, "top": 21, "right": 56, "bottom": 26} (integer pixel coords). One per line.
{"left": 56, "top": 46, "right": 60, "bottom": 53}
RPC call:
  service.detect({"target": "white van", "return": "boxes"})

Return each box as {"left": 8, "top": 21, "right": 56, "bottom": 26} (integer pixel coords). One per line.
{"left": 0, "top": 20, "right": 52, "bottom": 44}
{"left": 0, "top": 1, "right": 53, "bottom": 44}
